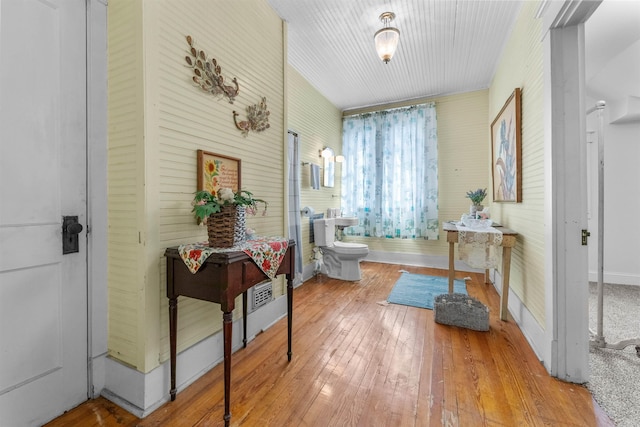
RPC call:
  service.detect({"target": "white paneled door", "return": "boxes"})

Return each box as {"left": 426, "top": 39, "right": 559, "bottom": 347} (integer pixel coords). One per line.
{"left": 0, "top": 0, "right": 89, "bottom": 425}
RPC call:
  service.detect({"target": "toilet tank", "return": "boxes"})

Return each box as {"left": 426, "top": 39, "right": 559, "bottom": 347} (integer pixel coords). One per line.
{"left": 313, "top": 218, "right": 335, "bottom": 246}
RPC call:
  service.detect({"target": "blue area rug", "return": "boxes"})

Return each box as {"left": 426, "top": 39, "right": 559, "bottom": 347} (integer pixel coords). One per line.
{"left": 387, "top": 272, "right": 467, "bottom": 310}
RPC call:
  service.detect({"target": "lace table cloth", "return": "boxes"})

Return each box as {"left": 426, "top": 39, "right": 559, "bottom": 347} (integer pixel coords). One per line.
{"left": 457, "top": 225, "right": 503, "bottom": 269}
{"left": 178, "top": 236, "right": 289, "bottom": 279}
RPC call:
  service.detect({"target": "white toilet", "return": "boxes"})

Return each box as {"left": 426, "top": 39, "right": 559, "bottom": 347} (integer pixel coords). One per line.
{"left": 313, "top": 218, "right": 369, "bottom": 281}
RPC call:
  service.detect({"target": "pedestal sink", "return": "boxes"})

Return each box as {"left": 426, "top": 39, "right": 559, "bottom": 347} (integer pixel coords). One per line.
{"left": 334, "top": 217, "right": 358, "bottom": 241}
{"left": 334, "top": 217, "right": 358, "bottom": 227}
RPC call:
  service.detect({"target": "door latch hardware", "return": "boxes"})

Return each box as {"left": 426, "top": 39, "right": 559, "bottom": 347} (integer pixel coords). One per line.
{"left": 581, "top": 229, "right": 590, "bottom": 246}
{"left": 62, "top": 215, "right": 83, "bottom": 254}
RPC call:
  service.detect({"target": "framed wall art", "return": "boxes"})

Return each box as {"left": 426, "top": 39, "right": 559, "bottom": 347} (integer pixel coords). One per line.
{"left": 197, "top": 150, "right": 241, "bottom": 195}
{"left": 491, "top": 88, "right": 522, "bottom": 202}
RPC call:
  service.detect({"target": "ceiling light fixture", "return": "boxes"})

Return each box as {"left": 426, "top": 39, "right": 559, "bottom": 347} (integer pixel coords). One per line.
{"left": 374, "top": 12, "right": 400, "bottom": 64}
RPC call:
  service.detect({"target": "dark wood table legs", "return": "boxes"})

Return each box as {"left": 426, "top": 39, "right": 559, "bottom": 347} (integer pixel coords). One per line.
{"left": 222, "top": 311, "right": 232, "bottom": 426}
{"left": 242, "top": 291, "right": 248, "bottom": 348}
{"left": 168, "top": 296, "right": 250, "bottom": 426}
{"left": 167, "top": 290, "right": 293, "bottom": 425}
{"left": 169, "top": 297, "right": 177, "bottom": 401}
{"left": 287, "top": 273, "right": 293, "bottom": 361}
{"left": 164, "top": 241, "right": 295, "bottom": 426}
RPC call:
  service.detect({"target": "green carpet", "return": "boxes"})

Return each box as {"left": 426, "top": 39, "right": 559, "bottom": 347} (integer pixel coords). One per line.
{"left": 387, "top": 272, "right": 467, "bottom": 309}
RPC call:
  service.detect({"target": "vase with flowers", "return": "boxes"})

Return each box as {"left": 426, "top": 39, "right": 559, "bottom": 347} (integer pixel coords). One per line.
{"left": 192, "top": 188, "right": 267, "bottom": 248}
{"left": 466, "top": 188, "right": 487, "bottom": 218}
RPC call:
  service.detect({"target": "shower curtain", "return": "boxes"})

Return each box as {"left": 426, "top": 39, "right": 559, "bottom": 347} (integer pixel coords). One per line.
{"left": 287, "top": 131, "right": 303, "bottom": 285}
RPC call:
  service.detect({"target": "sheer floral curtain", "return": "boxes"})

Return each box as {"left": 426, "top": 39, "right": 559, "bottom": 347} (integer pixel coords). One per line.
{"left": 341, "top": 103, "right": 438, "bottom": 240}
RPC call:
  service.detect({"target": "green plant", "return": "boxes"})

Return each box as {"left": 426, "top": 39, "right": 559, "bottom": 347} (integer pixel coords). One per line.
{"left": 192, "top": 188, "right": 267, "bottom": 221}
{"left": 466, "top": 188, "right": 487, "bottom": 205}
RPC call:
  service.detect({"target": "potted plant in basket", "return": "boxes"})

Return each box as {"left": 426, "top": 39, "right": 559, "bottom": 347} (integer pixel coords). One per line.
{"left": 192, "top": 188, "right": 267, "bottom": 247}
{"left": 466, "top": 188, "right": 487, "bottom": 217}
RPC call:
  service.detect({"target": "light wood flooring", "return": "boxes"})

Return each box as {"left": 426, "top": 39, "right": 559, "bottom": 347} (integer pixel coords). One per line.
{"left": 46, "top": 262, "right": 613, "bottom": 426}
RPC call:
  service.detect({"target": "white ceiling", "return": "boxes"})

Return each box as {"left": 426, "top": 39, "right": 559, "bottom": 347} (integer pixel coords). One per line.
{"left": 268, "top": 0, "right": 640, "bottom": 112}
{"left": 268, "top": 0, "right": 523, "bottom": 111}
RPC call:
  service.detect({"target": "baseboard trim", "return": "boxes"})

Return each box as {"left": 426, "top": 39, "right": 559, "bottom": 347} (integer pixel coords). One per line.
{"left": 302, "top": 262, "right": 317, "bottom": 284}
{"left": 101, "top": 294, "right": 288, "bottom": 417}
{"left": 90, "top": 352, "right": 107, "bottom": 399}
{"left": 490, "top": 269, "right": 548, "bottom": 368}
{"left": 588, "top": 270, "right": 640, "bottom": 286}
{"left": 365, "top": 251, "right": 484, "bottom": 273}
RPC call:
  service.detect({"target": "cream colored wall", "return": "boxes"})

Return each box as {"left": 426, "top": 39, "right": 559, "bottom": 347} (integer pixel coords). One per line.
{"left": 106, "top": 0, "right": 545, "bottom": 373}
{"left": 341, "top": 91, "right": 491, "bottom": 258}
{"left": 107, "top": 0, "right": 145, "bottom": 368}
{"left": 108, "top": 0, "right": 285, "bottom": 372}
{"left": 489, "top": 1, "right": 545, "bottom": 325}
{"left": 286, "top": 77, "right": 491, "bottom": 265}
{"left": 287, "top": 66, "right": 342, "bottom": 269}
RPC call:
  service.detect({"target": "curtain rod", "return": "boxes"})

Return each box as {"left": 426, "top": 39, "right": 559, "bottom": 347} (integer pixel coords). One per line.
{"left": 343, "top": 101, "right": 434, "bottom": 118}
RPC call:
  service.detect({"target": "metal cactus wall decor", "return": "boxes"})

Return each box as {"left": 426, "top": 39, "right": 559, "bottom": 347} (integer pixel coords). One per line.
{"left": 184, "top": 35, "right": 239, "bottom": 104}
{"left": 233, "top": 97, "right": 271, "bottom": 137}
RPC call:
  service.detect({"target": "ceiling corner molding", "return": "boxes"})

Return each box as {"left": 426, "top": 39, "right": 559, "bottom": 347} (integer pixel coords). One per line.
{"left": 539, "top": 0, "right": 602, "bottom": 30}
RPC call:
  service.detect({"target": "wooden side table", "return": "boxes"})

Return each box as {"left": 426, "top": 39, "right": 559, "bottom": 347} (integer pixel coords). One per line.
{"left": 443, "top": 223, "right": 517, "bottom": 320}
{"left": 164, "top": 240, "right": 295, "bottom": 426}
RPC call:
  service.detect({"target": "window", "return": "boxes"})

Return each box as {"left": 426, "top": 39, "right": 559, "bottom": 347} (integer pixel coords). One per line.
{"left": 341, "top": 103, "right": 438, "bottom": 239}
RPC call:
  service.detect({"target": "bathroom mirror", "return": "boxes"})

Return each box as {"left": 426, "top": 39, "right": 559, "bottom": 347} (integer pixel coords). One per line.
{"left": 321, "top": 147, "right": 335, "bottom": 187}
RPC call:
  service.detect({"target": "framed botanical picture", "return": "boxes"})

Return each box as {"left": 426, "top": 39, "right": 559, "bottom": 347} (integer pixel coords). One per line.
{"left": 197, "top": 150, "right": 241, "bottom": 195}
{"left": 491, "top": 88, "right": 522, "bottom": 202}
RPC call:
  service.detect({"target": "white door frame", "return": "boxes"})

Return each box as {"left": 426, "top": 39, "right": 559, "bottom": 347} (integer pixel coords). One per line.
{"left": 86, "top": 0, "right": 109, "bottom": 398}
{"left": 540, "top": 0, "right": 602, "bottom": 382}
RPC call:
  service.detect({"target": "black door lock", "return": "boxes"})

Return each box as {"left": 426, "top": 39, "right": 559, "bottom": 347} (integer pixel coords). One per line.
{"left": 62, "top": 215, "right": 83, "bottom": 254}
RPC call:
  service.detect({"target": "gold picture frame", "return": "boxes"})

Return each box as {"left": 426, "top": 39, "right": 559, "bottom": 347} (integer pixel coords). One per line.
{"left": 197, "top": 150, "right": 241, "bottom": 195}
{"left": 491, "top": 88, "right": 522, "bottom": 203}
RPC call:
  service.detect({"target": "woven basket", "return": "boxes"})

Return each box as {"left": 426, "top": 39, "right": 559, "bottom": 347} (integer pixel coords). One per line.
{"left": 207, "top": 205, "right": 246, "bottom": 248}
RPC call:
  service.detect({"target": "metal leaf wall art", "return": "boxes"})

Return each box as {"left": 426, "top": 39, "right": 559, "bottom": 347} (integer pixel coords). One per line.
{"left": 233, "top": 97, "right": 271, "bottom": 137}
{"left": 184, "top": 35, "right": 239, "bottom": 104}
